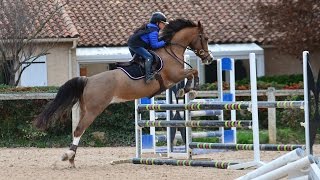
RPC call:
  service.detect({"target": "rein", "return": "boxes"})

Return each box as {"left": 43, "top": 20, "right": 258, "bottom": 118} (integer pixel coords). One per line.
{"left": 164, "top": 46, "right": 193, "bottom": 69}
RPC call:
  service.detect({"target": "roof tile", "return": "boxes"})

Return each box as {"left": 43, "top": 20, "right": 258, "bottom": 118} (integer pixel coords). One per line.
{"left": 0, "top": 0, "right": 79, "bottom": 39}
{"left": 2, "top": 0, "right": 279, "bottom": 46}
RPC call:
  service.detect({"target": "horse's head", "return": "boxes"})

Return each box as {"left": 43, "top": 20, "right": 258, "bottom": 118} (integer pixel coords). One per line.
{"left": 189, "top": 21, "right": 213, "bottom": 65}
{"left": 161, "top": 19, "right": 213, "bottom": 65}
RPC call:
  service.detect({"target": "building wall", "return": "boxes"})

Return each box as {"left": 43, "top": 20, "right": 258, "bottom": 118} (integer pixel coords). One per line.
{"left": 264, "top": 48, "right": 320, "bottom": 76}
{"left": 46, "top": 45, "right": 320, "bottom": 86}
{"left": 0, "top": 42, "right": 76, "bottom": 86}
{"left": 80, "top": 63, "right": 109, "bottom": 77}
{"left": 46, "top": 42, "right": 74, "bottom": 86}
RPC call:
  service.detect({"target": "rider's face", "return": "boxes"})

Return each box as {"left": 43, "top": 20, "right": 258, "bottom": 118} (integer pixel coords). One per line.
{"left": 158, "top": 22, "right": 167, "bottom": 30}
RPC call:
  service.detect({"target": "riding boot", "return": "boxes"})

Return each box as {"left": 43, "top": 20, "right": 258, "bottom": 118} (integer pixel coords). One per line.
{"left": 145, "top": 58, "right": 154, "bottom": 84}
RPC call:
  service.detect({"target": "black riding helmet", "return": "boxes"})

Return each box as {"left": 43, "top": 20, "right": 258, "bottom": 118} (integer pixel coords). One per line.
{"left": 150, "top": 12, "right": 168, "bottom": 24}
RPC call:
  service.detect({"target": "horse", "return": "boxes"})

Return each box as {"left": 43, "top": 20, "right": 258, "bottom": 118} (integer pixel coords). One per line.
{"left": 34, "top": 18, "right": 213, "bottom": 168}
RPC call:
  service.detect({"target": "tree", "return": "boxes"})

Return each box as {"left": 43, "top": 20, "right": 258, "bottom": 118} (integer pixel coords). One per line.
{"left": 255, "top": 0, "right": 320, "bottom": 58}
{"left": 0, "top": 0, "right": 68, "bottom": 86}
{"left": 256, "top": 0, "right": 320, "bottom": 153}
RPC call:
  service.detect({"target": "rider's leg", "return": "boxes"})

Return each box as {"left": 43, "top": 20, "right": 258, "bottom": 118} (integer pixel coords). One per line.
{"left": 144, "top": 57, "right": 154, "bottom": 83}
{"left": 129, "top": 47, "right": 154, "bottom": 83}
{"left": 128, "top": 48, "right": 136, "bottom": 57}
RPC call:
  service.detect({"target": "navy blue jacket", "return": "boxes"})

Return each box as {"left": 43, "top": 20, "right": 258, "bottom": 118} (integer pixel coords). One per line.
{"left": 128, "top": 23, "right": 166, "bottom": 49}
{"left": 140, "top": 23, "right": 166, "bottom": 49}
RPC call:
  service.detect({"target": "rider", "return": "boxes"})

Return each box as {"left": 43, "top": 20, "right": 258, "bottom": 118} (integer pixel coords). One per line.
{"left": 127, "top": 12, "right": 169, "bottom": 84}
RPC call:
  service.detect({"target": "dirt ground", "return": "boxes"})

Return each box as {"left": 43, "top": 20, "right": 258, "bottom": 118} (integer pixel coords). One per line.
{"left": 0, "top": 145, "right": 318, "bottom": 180}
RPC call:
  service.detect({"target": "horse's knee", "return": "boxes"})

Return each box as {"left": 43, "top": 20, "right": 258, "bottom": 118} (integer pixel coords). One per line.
{"left": 193, "top": 77, "right": 200, "bottom": 90}
{"left": 184, "top": 86, "right": 191, "bottom": 93}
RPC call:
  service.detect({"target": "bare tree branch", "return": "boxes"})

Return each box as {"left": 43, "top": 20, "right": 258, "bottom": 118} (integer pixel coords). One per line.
{"left": 0, "top": 0, "right": 70, "bottom": 86}
{"left": 254, "top": 0, "right": 320, "bottom": 58}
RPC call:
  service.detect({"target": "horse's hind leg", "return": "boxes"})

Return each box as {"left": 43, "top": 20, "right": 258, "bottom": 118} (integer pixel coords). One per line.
{"left": 61, "top": 106, "right": 98, "bottom": 168}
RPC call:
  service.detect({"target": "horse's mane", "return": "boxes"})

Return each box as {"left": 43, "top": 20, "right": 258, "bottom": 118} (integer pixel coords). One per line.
{"left": 160, "top": 18, "right": 197, "bottom": 42}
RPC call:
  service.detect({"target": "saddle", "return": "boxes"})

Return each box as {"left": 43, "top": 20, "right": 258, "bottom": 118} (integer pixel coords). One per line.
{"left": 116, "top": 51, "right": 163, "bottom": 80}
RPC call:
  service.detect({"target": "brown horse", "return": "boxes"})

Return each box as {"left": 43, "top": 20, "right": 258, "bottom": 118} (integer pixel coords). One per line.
{"left": 34, "top": 18, "right": 213, "bottom": 167}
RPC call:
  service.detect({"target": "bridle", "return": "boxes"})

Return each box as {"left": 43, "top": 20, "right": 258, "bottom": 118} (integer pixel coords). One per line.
{"left": 192, "top": 33, "right": 212, "bottom": 60}
{"left": 164, "top": 33, "right": 212, "bottom": 68}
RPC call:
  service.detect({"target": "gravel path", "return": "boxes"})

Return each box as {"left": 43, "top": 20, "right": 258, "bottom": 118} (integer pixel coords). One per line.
{"left": 0, "top": 145, "right": 318, "bottom": 180}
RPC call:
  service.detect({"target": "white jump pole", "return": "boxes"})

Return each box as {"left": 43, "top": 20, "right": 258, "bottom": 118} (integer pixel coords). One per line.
{"left": 237, "top": 148, "right": 305, "bottom": 180}
{"left": 166, "top": 89, "right": 172, "bottom": 156}
{"left": 252, "top": 155, "right": 317, "bottom": 180}
{"left": 185, "top": 78, "right": 192, "bottom": 159}
{"left": 135, "top": 99, "right": 141, "bottom": 158}
{"left": 217, "top": 58, "right": 224, "bottom": 143}
{"left": 150, "top": 97, "right": 156, "bottom": 153}
{"left": 185, "top": 55, "right": 192, "bottom": 159}
{"left": 309, "top": 163, "right": 320, "bottom": 179}
{"left": 166, "top": 55, "right": 192, "bottom": 158}
{"left": 302, "top": 51, "right": 310, "bottom": 155}
{"left": 71, "top": 103, "right": 80, "bottom": 137}
{"left": 228, "top": 53, "right": 263, "bottom": 170}
{"left": 250, "top": 53, "right": 261, "bottom": 164}
{"left": 230, "top": 58, "right": 236, "bottom": 143}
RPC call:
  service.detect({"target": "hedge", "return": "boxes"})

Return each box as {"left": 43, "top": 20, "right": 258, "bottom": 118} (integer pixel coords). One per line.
{"left": 0, "top": 99, "right": 135, "bottom": 147}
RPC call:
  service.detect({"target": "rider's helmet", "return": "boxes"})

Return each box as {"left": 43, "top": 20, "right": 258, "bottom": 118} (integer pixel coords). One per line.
{"left": 150, "top": 12, "right": 168, "bottom": 24}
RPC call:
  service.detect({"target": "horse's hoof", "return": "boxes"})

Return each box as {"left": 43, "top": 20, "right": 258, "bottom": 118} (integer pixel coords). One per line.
{"left": 68, "top": 164, "right": 76, "bottom": 168}
{"left": 189, "top": 90, "right": 197, "bottom": 100}
{"left": 193, "top": 86, "right": 200, "bottom": 91}
{"left": 177, "top": 89, "right": 185, "bottom": 97}
{"left": 69, "top": 159, "right": 76, "bottom": 168}
{"left": 61, "top": 150, "right": 75, "bottom": 161}
{"left": 61, "top": 153, "right": 68, "bottom": 161}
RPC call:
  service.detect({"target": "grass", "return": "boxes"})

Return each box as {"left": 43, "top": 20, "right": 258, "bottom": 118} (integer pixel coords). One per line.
{"left": 217, "top": 128, "right": 305, "bottom": 144}
{"left": 0, "top": 85, "right": 59, "bottom": 93}
{"left": 155, "top": 128, "right": 307, "bottom": 146}
{"left": 0, "top": 128, "right": 310, "bottom": 148}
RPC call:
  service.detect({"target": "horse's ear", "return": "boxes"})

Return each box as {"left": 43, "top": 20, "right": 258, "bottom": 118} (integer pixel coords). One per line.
{"left": 198, "top": 21, "right": 203, "bottom": 31}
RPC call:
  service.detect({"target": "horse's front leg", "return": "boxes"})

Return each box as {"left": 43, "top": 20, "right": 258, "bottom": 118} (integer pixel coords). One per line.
{"left": 176, "top": 69, "right": 199, "bottom": 97}
{"left": 184, "top": 69, "right": 199, "bottom": 92}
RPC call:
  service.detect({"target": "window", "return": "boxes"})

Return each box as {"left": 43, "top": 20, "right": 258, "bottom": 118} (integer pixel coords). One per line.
{"left": 20, "top": 56, "right": 47, "bottom": 86}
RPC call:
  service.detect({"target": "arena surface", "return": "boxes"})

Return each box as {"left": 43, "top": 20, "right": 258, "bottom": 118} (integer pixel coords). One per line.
{"left": 0, "top": 145, "right": 318, "bottom": 180}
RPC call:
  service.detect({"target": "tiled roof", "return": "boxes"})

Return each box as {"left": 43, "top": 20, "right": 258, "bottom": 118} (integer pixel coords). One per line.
{"left": 0, "top": 0, "right": 79, "bottom": 39}
{"left": 32, "top": 0, "right": 79, "bottom": 38}
{"left": 1, "top": 0, "right": 277, "bottom": 46}
{"left": 65, "top": 0, "right": 277, "bottom": 47}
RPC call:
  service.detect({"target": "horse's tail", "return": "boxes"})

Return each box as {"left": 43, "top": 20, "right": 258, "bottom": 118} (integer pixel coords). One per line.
{"left": 34, "top": 76, "right": 88, "bottom": 130}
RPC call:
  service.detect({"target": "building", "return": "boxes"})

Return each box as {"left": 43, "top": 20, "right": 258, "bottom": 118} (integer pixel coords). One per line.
{"left": 2, "top": 0, "right": 319, "bottom": 86}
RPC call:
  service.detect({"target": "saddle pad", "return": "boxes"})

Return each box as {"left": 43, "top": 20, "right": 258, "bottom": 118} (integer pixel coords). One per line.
{"left": 117, "top": 58, "right": 164, "bottom": 80}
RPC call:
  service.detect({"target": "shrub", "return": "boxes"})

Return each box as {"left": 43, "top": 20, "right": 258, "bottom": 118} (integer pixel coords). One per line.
{"left": 200, "top": 74, "right": 304, "bottom": 90}
{"left": 0, "top": 99, "right": 135, "bottom": 147}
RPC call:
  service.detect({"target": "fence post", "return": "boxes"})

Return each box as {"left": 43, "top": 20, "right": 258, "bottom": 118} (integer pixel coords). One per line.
{"left": 72, "top": 103, "right": 80, "bottom": 137}
{"left": 267, "top": 87, "right": 276, "bottom": 143}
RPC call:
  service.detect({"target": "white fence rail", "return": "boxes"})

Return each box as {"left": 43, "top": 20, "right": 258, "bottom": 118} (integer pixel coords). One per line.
{"left": 0, "top": 93, "right": 56, "bottom": 100}
{"left": 0, "top": 89, "right": 303, "bottom": 100}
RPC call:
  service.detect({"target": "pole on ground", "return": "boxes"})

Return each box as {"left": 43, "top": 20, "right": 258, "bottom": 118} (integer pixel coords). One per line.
{"left": 236, "top": 148, "right": 305, "bottom": 180}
